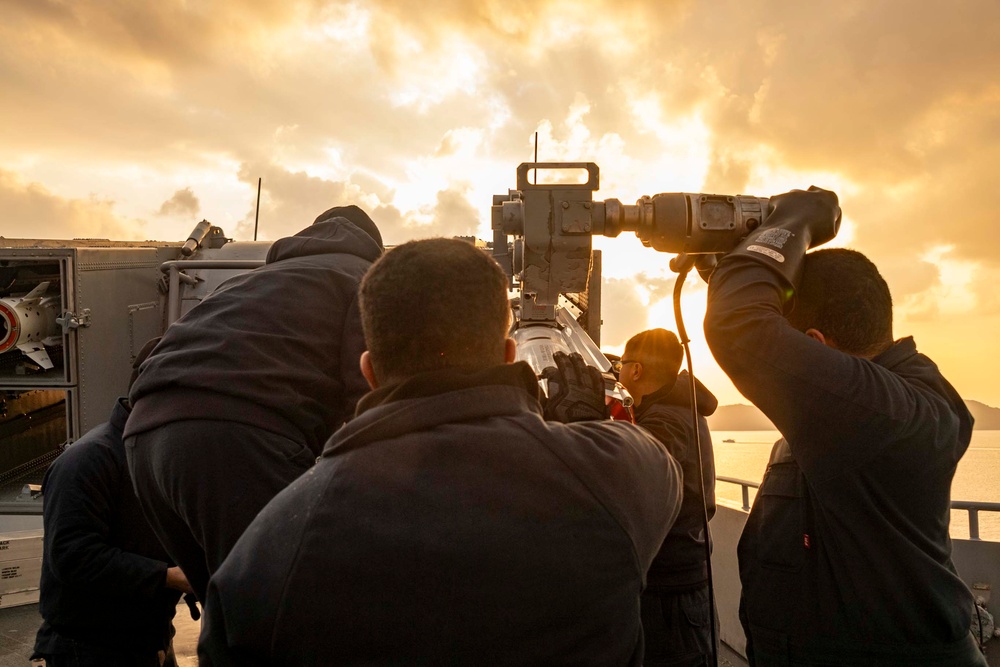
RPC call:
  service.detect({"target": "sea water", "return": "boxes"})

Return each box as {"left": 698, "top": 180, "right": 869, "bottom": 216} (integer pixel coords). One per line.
{"left": 712, "top": 430, "right": 1000, "bottom": 541}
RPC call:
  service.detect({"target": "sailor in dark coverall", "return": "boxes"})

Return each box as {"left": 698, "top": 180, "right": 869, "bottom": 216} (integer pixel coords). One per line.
{"left": 199, "top": 238, "right": 683, "bottom": 666}
{"left": 703, "top": 188, "right": 986, "bottom": 666}
{"left": 32, "top": 397, "right": 192, "bottom": 667}
{"left": 125, "top": 205, "right": 382, "bottom": 601}
{"left": 618, "top": 328, "right": 719, "bottom": 666}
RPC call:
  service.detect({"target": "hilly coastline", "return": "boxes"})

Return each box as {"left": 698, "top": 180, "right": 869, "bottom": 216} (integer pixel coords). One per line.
{"left": 707, "top": 400, "right": 1000, "bottom": 431}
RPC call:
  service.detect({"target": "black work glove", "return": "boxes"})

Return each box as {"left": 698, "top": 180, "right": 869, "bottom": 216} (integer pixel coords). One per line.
{"left": 541, "top": 351, "right": 609, "bottom": 423}
{"left": 185, "top": 593, "right": 201, "bottom": 621}
{"left": 725, "top": 186, "right": 841, "bottom": 290}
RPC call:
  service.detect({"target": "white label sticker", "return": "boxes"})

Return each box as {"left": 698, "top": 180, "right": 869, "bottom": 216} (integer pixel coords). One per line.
{"left": 746, "top": 245, "right": 785, "bottom": 263}
{"left": 755, "top": 228, "right": 794, "bottom": 248}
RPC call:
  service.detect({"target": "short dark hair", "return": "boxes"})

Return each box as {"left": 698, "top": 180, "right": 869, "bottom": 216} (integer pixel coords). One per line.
{"left": 623, "top": 328, "right": 683, "bottom": 386}
{"left": 786, "top": 248, "right": 893, "bottom": 357}
{"left": 359, "top": 238, "right": 511, "bottom": 382}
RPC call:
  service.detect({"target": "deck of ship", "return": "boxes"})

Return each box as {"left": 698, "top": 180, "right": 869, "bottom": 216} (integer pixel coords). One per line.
{"left": 0, "top": 602, "right": 198, "bottom": 667}
{"left": 0, "top": 599, "right": 750, "bottom": 666}
{"left": 3, "top": 495, "right": 997, "bottom": 665}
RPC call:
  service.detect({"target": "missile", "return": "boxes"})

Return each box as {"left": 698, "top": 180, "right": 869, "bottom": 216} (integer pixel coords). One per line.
{"left": 0, "top": 282, "right": 61, "bottom": 369}
{"left": 512, "top": 305, "right": 633, "bottom": 408}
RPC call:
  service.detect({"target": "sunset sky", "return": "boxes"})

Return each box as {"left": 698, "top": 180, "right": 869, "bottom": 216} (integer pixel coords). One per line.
{"left": 2, "top": 0, "right": 999, "bottom": 408}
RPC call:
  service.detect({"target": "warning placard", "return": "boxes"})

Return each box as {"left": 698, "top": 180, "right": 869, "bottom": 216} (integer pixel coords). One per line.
{"left": 0, "top": 557, "right": 42, "bottom": 595}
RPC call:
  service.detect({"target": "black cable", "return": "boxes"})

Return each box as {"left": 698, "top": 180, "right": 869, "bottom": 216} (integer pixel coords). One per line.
{"left": 671, "top": 253, "right": 719, "bottom": 667}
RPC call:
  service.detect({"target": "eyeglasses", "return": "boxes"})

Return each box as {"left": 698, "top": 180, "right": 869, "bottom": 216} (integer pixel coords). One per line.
{"left": 611, "top": 359, "right": 640, "bottom": 374}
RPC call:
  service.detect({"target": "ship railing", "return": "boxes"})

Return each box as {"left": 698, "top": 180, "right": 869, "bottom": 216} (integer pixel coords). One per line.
{"left": 160, "top": 260, "right": 266, "bottom": 325}
{"left": 717, "top": 476, "right": 760, "bottom": 512}
{"left": 716, "top": 477, "right": 1000, "bottom": 541}
{"left": 950, "top": 500, "right": 1000, "bottom": 541}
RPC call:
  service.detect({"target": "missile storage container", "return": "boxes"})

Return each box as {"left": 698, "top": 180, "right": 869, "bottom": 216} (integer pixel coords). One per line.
{"left": 0, "top": 240, "right": 183, "bottom": 521}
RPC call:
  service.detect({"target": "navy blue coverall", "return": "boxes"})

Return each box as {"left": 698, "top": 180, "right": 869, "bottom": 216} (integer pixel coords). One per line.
{"left": 33, "top": 398, "right": 181, "bottom": 666}
{"left": 705, "top": 261, "right": 984, "bottom": 666}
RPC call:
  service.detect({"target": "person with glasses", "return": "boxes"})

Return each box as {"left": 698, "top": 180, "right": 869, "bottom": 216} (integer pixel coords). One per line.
{"left": 617, "top": 328, "right": 720, "bottom": 667}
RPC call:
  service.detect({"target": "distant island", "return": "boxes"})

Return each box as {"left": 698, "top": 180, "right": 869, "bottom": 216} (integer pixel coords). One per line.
{"left": 707, "top": 400, "right": 1000, "bottom": 431}
{"left": 706, "top": 404, "right": 775, "bottom": 431}
{"left": 965, "top": 401, "right": 1000, "bottom": 429}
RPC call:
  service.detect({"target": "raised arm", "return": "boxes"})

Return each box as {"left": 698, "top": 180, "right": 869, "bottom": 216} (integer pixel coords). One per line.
{"left": 703, "top": 189, "right": 954, "bottom": 481}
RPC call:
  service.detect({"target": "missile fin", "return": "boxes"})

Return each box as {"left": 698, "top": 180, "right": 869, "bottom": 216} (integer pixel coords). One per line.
{"left": 19, "top": 281, "right": 51, "bottom": 306}
{"left": 17, "top": 342, "right": 54, "bottom": 370}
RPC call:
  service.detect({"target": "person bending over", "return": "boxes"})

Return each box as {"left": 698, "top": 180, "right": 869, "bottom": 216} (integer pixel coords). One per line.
{"left": 125, "top": 206, "right": 382, "bottom": 600}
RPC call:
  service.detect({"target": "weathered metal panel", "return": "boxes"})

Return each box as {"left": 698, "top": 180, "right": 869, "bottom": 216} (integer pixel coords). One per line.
{"left": 73, "top": 247, "right": 180, "bottom": 435}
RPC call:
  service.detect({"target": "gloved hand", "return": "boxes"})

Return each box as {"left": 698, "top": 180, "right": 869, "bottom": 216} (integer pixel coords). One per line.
{"left": 541, "top": 351, "right": 609, "bottom": 423}
{"left": 725, "top": 186, "right": 841, "bottom": 290}
{"left": 185, "top": 593, "right": 201, "bottom": 621}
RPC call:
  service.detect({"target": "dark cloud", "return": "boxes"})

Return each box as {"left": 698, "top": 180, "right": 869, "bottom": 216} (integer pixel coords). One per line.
{"left": 1, "top": 0, "right": 302, "bottom": 69}
{"left": 0, "top": 1, "right": 464, "bottom": 167}
{"left": 846, "top": 104, "right": 1000, "bottom": 264}
{"left": 684, "top": 1, "right": 1000, "bottom": 178}
{"left": 0, "top": 1, "right": 677, "bottom": 179}
{"left": 3, "top": 0, "right": 997, "bottom": 184}
{"left": 157, "top": 187, "right": 200, "bottom": 217}
{"left": 6, "top": 0, "right": 993, "bottom": 265}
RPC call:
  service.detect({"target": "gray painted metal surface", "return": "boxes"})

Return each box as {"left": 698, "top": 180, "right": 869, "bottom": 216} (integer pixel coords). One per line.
{"left": 0, "top": 234, "right": 271, "bottom": 514}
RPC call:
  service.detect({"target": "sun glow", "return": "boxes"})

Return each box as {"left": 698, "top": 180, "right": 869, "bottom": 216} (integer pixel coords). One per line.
{"left": 2, "top": 0, "right": 997, "bottom": 406}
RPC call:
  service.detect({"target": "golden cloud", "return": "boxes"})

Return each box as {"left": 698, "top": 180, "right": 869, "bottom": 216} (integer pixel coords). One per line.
{"left": 0, "top": 169, "right": 136, "bottom": 240}
{"left": 2, "top": 0, "right": 999, "bottom": 402}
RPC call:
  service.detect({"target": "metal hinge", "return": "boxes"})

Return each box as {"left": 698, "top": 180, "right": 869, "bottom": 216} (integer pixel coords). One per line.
{"left": 56, "top": 309, "right": 92, "bottom": 334}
